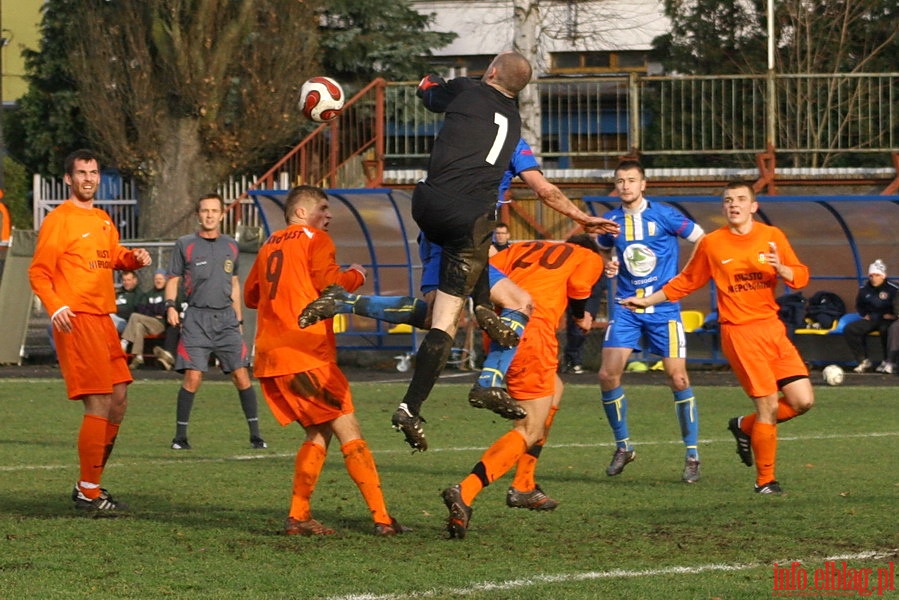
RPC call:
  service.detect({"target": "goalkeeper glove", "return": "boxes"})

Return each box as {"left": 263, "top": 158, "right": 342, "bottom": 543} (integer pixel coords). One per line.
{"left": 416, "top": 74, "right": 445, "bottom": 98}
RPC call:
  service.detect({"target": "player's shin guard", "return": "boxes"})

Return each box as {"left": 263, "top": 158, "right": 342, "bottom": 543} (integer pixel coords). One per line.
{"left": 673, "top": 388, "right": 699, "bottom": 459}
{"left": 290, "top": 441, "right": 327, "bottom": 521}
{"left": 602, "top": 387, "right": 632, "bottom": 450}
{"left": 402, "top": 329, "right": 453, "bottom": 416}
{"left": 353, "top": 296, "right": 429, "bottom": 328}
{"left": 750, "top": 422, "right": 777, "bottom": 486}
{"left": 476, "top": 308, "right": 529, "bottom": 388}
{"left": 78, "top": 415, "right": 109, "bottom": 493}
{"left": 342, "top": 439, "right": 390, "bottom": 525}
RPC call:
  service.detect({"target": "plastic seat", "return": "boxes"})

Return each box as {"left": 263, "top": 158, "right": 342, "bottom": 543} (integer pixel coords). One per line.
{"left": 795, "top": 319, "right": 839, "bottom": 335}
{"left": 680, "top": 310, "right": 705, "bottom": 333}
{"left": 828, "top": 313, "right": 862, "bottom": 335}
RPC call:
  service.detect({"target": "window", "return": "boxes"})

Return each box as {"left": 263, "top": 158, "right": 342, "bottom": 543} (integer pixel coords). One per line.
{"left": 428, "top": 55, "right": 495, "bottom": 78}
{"left": 550, "top": 51, "right": 647, "bottom": 74}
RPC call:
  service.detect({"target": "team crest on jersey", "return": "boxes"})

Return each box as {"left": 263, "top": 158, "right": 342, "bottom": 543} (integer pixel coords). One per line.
{"left": 623, "top": 243, "right": 657, "bottom": 277}
{"left": 224, "top": 259, "right": 234, "bottom": 274}
{"left": 647, "top": 221, "right": 656, "bottom": 236}
{"left": 758, "top": 251, "right": 767, "bottom": 263}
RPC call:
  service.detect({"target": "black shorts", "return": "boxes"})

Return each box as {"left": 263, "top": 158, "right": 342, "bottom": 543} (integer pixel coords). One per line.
{"left": 412, "top": 183, "right": 495, "bottom": 297}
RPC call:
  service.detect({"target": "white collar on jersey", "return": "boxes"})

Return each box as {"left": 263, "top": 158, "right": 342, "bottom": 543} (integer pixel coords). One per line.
{"left": 622, "top": 197, "right": 648, "bottom": 215}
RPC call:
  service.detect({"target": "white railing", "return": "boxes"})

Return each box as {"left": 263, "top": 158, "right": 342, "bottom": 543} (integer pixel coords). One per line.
{"left": 32, "top": 174, "right": 262, "bottom": 239}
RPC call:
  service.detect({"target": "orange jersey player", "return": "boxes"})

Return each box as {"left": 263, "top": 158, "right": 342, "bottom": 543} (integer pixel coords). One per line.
{"left": 441, "top": 234, "right": 604, "bottom": 538}
{"left": 620, "top": 181, "right": 815, "bottom": 495}
{"left": 29, "top": 148, "right": 152, "bottom": 516}
{"left": 243, "top": 185, "right": 408, "bottom": 536}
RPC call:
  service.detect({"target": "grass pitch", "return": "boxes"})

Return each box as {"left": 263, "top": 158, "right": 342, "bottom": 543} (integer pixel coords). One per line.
{"left": 0, "top": 375, "right": 896, "bottom": 599}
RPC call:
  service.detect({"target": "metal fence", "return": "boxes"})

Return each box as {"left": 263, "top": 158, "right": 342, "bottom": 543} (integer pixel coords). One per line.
{"left": 386, "top": 72, "right": 898, "bottom": 170}
{"left": 31, "top": 72, "right": 898, "bottom": 236}
{"left": 33, "top": 173, "right": 260, "bottom": 240}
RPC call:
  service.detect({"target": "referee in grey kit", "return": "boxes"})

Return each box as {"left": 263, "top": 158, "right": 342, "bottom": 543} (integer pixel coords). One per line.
{"left": 164, "top": 193, "right": 267, "bottom": 450}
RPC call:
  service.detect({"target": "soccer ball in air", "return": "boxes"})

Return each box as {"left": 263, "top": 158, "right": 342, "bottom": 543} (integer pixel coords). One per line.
{"left": 822, "top": 364, "right": 844, "bottom": 386}
{"left": 299, "top": 77, "right": 345, "bottom": 122}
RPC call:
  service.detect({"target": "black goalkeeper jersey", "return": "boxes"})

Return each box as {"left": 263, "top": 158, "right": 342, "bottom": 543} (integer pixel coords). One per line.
{"left": 421, "top": 77, "right": 522, "bottom": 211}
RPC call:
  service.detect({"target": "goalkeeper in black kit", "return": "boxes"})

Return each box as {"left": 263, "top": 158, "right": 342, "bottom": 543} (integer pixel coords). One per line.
{"left": 391, "top": 51, "right": 619, "bottom": 451}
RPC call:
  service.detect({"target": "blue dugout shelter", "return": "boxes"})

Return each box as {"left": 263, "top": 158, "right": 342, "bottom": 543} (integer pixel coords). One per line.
{"left": 247, "top": 189, "right": 899, "bottom": 364}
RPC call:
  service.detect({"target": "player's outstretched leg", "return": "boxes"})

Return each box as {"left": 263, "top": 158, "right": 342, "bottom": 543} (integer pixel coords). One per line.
{"left": 391, "top": 329, "right": 454, "bottom": 451}
{"left": 298, "top": 285, "right": 349, "bottom": 328}
{"left": 299, "top": 286, "right": 429, "bottom": 329}
{"left": 474, "top": 305, "right": 520, "bottom": 348}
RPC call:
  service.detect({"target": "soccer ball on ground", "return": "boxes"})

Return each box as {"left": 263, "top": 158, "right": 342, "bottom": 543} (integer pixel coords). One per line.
{"left": 822, "top": 364, "right": 844, "bottom": 386}
{"left": 299, "top": 77, "right": 345, "bottom": 122}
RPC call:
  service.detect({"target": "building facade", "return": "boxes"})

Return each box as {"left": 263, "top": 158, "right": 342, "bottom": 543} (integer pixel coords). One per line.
{"left": 1, "top": 0, "right": 42, "bottom": 106}
{"left": 412, "top": 0, "right": 668, "bottom": 78}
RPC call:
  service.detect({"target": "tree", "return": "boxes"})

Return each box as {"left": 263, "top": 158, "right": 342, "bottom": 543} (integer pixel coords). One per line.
{"left": 316, "top": 0, "right": 457, "bottom": 86}
{"left": 651, "top": 0, "right": 767, "bottom": 75}
{"left": 8, "top": 0, "right": 456, "bottom": 239}
{"left": 653, "top": 0, "right": 899, "bottom": 167}
{"left": 1, "top": 156, "right": 32, "bottom": 229}
{"left": 65, "top": 0, "right": 322, "bottom": 238}
{"left": 655, "top": 0, "right": 898, "bottom": 76}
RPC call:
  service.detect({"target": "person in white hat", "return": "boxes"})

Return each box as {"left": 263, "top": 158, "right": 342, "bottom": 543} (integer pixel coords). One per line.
{"left": 844, "top": 259, "right": 898, "bottom": 373}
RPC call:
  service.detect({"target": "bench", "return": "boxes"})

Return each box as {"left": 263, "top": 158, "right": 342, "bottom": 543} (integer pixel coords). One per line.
{"left": 793, "top": 313, "right": 883, "bottom": 366}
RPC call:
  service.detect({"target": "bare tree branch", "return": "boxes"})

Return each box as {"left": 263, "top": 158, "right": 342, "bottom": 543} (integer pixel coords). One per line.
{"left": 66, "top": 0, "right": 321, "bottom": 237}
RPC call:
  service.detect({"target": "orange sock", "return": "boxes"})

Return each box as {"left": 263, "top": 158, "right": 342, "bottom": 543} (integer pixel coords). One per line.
{"left": 289, "top": 441, "right": 327, "bottom": 521}
{"left": 511, "top": 452, "right": 539, "bottom": 492}
{"left": 750, "top": 421, "right": 777, "bottom": 485}
{"left": 511, "top": 406, "right": 558, "bottom": 491}
{"left": 342, "top": 438, "right": 389, "bottom": 525}
{"left": 459, "top": 430, "right": 528, "bottom": 505}
{"left": 77, "top": 415, "right": 109, "bottom": 499}
{"left": 102, "top": 421, "right": 121, "bottom": 468}
{"left": 739, "top": 400, "right": 801, "bottom": 434}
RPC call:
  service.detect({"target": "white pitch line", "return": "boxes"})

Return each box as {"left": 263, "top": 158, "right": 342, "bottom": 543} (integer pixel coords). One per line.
{"left": 1, "top": 431, "right": 896, "bottom": 472}
{"left": 323, "top": 550, "right": 899, "bottom": 600}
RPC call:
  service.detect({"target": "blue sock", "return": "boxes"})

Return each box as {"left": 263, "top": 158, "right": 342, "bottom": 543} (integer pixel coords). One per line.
{"left": 352, "top": 295, "right": 429, "bottom": 328}
{"left": 477, "top": 308, "right": 529, "bottom": 388}
{"left": 601, "top": 386, "right": 631, "bottom": 450}
{"left": 673, "top": 388, "right": 699, "bottom": 459}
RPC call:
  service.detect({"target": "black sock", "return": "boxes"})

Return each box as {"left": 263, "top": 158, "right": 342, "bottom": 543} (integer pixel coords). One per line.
{"left": 238, "top": 386, "right": 261, "bottom": 438}
{"left": 402, "top": 329, "right": 453, "bottom": 415}
{"left": 175, "top": 387, "right": 195, "bottom": 440}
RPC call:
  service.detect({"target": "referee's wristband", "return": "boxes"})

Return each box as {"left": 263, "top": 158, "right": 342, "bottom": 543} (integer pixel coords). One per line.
{"left": 164, "top": 300, "right": 177, "bottom": 309}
